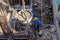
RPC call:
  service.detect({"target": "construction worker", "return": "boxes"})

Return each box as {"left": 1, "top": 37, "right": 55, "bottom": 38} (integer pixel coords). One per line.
{"left": 32, "top": 17, "right": 41, "bottom": 32}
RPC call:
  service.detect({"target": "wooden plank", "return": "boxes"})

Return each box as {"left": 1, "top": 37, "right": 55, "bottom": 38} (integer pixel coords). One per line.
{"left": 0, "top": 26, "right": 3, "bottom": 33}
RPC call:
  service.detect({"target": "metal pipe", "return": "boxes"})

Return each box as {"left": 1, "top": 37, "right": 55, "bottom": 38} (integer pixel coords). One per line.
{"left": 41, "top": 0, "right": 43, "bottom": 25}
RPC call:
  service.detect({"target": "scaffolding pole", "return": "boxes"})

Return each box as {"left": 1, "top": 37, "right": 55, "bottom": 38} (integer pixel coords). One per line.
{"left": 52, "top": 0, "right": 60, "bottom": 40}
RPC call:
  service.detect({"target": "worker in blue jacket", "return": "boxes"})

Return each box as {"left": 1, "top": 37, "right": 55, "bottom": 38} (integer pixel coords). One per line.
{"left": 32, "top": 17, "right": 41, "bottom": 32}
